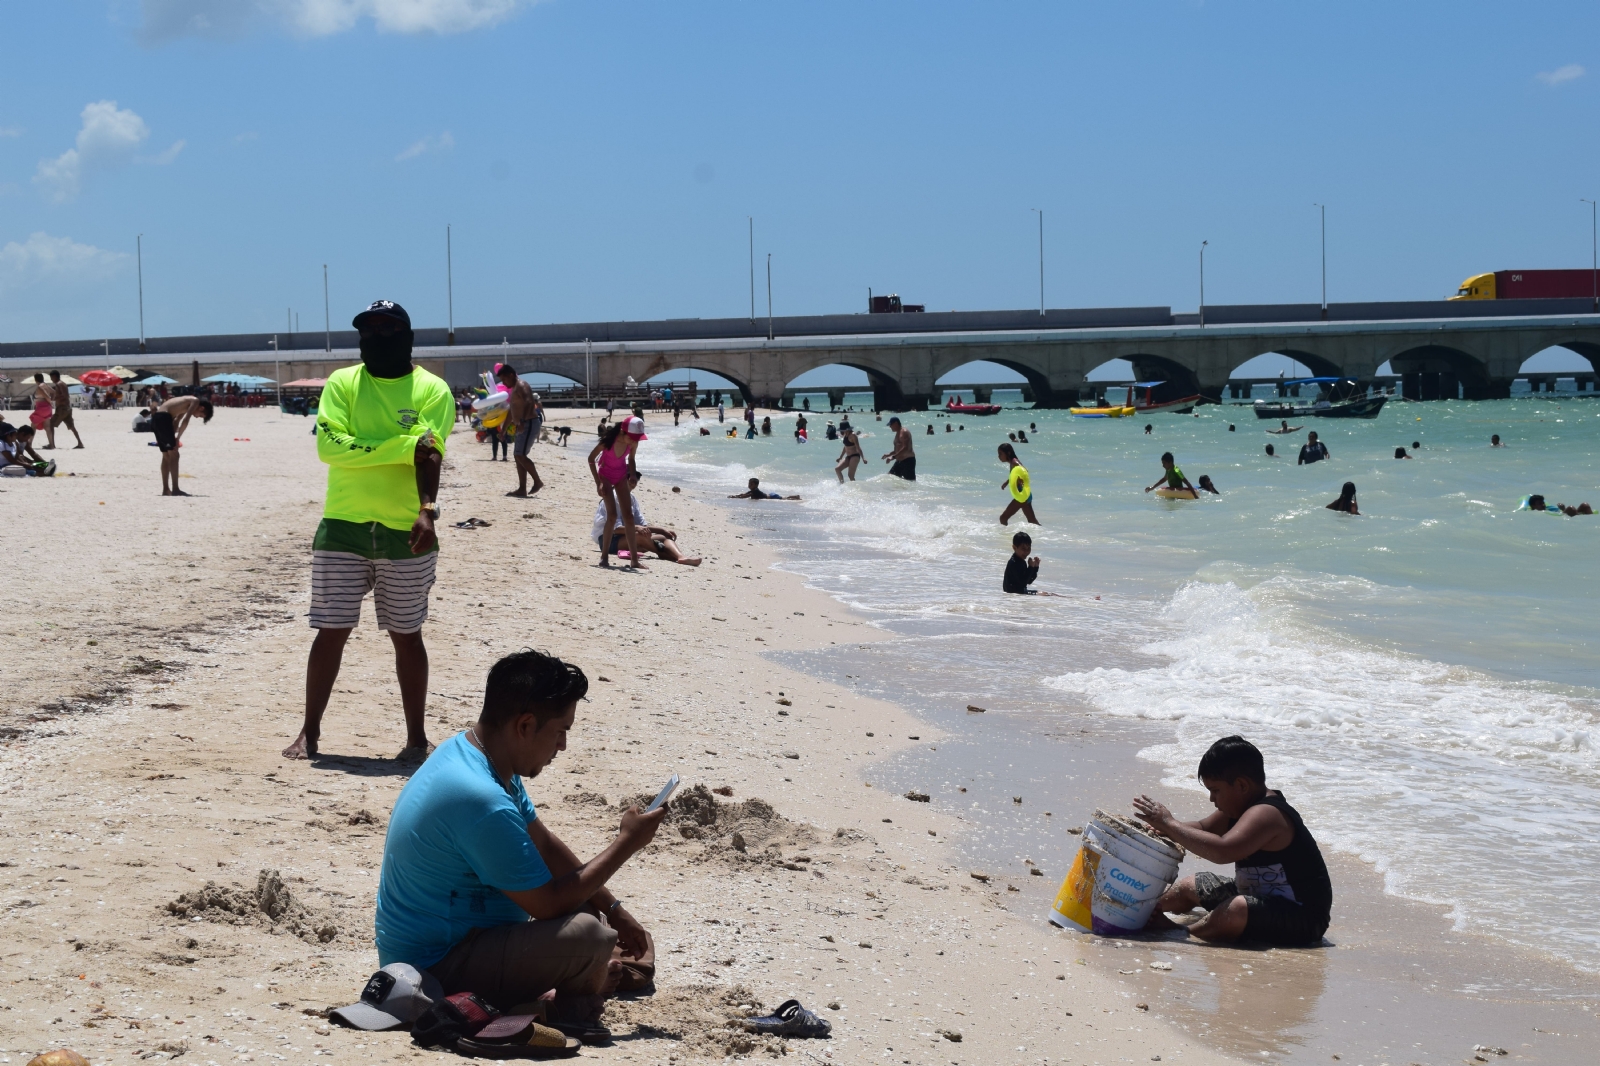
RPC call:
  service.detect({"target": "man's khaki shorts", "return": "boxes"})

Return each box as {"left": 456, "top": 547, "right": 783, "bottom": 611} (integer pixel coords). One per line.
{"left": 430, "top": 909, "right": 617, "bottom": 1008}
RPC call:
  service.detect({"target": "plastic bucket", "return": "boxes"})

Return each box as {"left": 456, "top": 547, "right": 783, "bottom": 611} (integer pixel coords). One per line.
{"left": 1050, "top": 811, "right": 1183, "bottom": 936}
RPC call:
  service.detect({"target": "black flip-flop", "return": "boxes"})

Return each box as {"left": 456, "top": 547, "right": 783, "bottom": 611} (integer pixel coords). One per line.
{"left": 741, "top": 999, "right": 832, "bottom": 1038}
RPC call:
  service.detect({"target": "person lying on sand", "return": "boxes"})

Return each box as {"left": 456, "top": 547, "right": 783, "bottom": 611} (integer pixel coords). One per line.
{"left": 1144, "top": 452, "right": 1197, "bottom": 498}
{"left": 1133, "top": 735, "right": 1332, "bottom": 946}
{"left": 730, "top": 477, "right": 800, "bottom": 500}
{"left": 591, "top": 471, "right": 701, "bottom": 565}
{"left": 376, "top": 650, "right": 664, "bottom": 1026}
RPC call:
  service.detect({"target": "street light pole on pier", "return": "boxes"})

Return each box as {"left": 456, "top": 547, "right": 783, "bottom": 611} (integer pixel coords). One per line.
{"left": 1583, "top": 199, "right": 1597, "bottom": 312}
{"left": 1199, "top": 240, "right": 1208, "bottom": 328}
{"left": 323, "top": 265, "right": 331, "bottom": 352}
{"left": 136, "top": 234, "right": 146, "bottom": 352}
{"left": 1031, "top": 208, "right": 1044, "bottom": 316}
{"left": 1314, "top": 204, "right": 1327, "bottom": 319}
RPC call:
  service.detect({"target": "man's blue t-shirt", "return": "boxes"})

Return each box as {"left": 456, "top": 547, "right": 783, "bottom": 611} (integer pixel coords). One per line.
{"left": 375, "top": 732, "right": 553, "bottom": 968}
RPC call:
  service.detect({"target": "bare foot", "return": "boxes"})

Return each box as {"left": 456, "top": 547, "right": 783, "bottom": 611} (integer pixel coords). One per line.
{"left": 73, "top": 444, "right": 84, "bottom": 450}
{"left": 505, "top": 489, "right": 528, "bottom": 498}
{"left": 627, "top": 559, "right": 649, "bottom": 570}
{"left": 531, "top": 481, "right": 544, "bottom": 493}
{"left": 282, "top": 731, "right": 318, "bottom": 759}
{"left": 1143, "top": 910, "right": 1182, "bottom": 932}
{"left": 171, "top": 489, "right": 192, "bottom": 497}
{"left": 676, "top": 557, "right": 702, "bottom": 566}
{"left": 396, "top": 742, "right": 433, "bottom": 764}
{"left": 600, "top": 959, "right": 625, "bottom": 996}
{"left": 599, "top": 557, "right": 612, "bottom": 568}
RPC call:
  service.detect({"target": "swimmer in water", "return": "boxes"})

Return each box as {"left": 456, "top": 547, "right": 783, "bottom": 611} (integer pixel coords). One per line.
{"left": 1144, "top": 424, "right": 1153, "bottom": 435}
{"left": 1265, "top": 443, "right": 1275, "bottom": 457}
{"left": 1394, "top": 447, "right": 1411, "bottom": 459}
{"left": 1491, "top": 434, "right": 1504, "bottom": 447}
{"left": 1268, "top": 420, "right": 1304, "bottom": 434}
{"left": 1559, "top": 502, "right": 1595, "bottom": 516}
{"left": 997, "top": 443, "right": 1041, "bottom": 526}
{"left": 1327, "top": 482, "right": 1359, "bottom": 514}
{"left": 729, "top": 476, "right": 800, "bottom": 501}
{"left": 1145, "top": 451, "right": 1197, "bottom": 498}
{"left": 1002, "top": 530, "right": 1056, "bottom": 596}
{"left": 1197, "top": 475, "right": 1219, "bottom": 494}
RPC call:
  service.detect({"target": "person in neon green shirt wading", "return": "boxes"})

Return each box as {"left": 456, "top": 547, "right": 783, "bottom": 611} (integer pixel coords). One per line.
{"left": 284, "top": 300, "right": 455, "bottom": 761}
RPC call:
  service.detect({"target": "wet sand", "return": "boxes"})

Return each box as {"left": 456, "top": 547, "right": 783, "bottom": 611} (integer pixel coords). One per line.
{"left": 773, "top": 635, "right": 1600, "bottom": 1064}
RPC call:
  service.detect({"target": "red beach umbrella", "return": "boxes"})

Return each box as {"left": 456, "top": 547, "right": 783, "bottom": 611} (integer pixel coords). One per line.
{"left": 80, "top": 370, "right": 122, "bottom": 387}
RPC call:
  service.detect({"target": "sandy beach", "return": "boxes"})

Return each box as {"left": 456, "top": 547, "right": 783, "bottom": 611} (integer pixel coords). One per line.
{"left": 0, "top": 407, "right": 1251, "bottom": 1066}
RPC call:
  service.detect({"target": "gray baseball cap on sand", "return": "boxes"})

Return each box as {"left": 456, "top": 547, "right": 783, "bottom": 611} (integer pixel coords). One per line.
{"left": 330, "top": 963, "right": 443, "bottom": 1031}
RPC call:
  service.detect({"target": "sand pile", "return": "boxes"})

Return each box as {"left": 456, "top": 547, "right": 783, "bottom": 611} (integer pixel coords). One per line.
{"left": 653, "top": 784, "right": 819, "bottom": 867}
{"left": 605, "top": 984, "right": 786, "bottom": 1058}
{"left": 166, "top": 869, "right": 338, "bottom": 944}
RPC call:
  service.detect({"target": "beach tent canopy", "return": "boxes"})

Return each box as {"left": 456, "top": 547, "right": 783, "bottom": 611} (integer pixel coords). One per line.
{"left": 106, "top": 366, "right": 139, "bottom": 380}
{"left": 129, "top": 374, "right": 178, "bottom": 386}
{"left": 202, "top": 372, "right": 276, "bottom": 386}
{"left": 281, "top": 377, "right": 328, "bottom": 388}
{"left": 54, "top": 374, "right": 82, "bottom": 386}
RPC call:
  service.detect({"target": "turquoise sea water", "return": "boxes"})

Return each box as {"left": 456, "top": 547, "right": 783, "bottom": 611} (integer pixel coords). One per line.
{"left": 651, "top": 396, "right": 1600, "bottom": 973}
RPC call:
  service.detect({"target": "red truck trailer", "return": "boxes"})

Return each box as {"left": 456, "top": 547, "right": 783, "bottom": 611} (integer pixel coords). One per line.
{"left": 1451, "top": 270, "right": 1600, "bottom": 300}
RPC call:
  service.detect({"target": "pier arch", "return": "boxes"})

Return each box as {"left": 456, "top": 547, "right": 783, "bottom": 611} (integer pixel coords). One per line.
{"left": 934, "top": 358, "right": 1044, "bottom": 406}
{"left": 1386, "top": 344, "right": 1490, "bottom": 400}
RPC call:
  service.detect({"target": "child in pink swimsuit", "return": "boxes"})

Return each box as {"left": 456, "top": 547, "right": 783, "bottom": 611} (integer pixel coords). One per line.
{"left": 588, "top": 416, "right": 647, "bottom": 568}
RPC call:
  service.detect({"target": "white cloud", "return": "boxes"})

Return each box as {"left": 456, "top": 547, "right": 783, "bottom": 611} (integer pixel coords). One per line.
{"left": 396, "top": 131, "right": 454, "bottom": 161}
{"left": 1537, "top": 63, "right": 1585, "bottom": 87}
{"left": 0, "top": 126, "right": 22, "bottom": 138}
{"left": 0, "top": 233, "right": 128, "bottom": 296}
{"left": 150, "top": 139, "right": 187, "bottom": 165}
{"left": 140, "top": 0, "right": 534, "bottom": 41}
{"left": 34, "top": 101, "right": 151, "bottom": 203}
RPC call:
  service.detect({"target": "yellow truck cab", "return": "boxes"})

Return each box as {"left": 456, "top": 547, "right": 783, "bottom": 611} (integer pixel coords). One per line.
{"left": 1450, "top": 273, "right": 1495, "bottom": 300}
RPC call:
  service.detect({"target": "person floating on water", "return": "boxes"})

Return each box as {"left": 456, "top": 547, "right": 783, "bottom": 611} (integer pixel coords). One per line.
{"left": 729, "top": 477, "right": 800, "bottom": 500}
{"left": 1268, "top": 420, "right": 1303, "bottom": 435}
{"left": 1144, "top": 451, "right": 1197, "bottom": 498}
{"left": 1491, "top": 434, "right": 1504, "bottom": 447}
{"left": 1297, "top": 431, "right": 1330, "bottom": 465}
{"left": 1522, "top": 494, "right": 1561, "bottom": 513}
{"left": 997, "top": 443, "right": 1040, "bottom": 525}
{"left": 1264, "top": 443, "right": 1275, "bottom": 457}
{"left": 1133, "top": 735, "right": 1332, "bottom": 946}
{"left": 1327, "top": 481, "right": 1359, "bottom": 514}
{"left": 1197, "top": 475, "right": 1219, "bottom": 494}
{"left": 1003, "top": 531, "right": 1054, "bottom": 595}
{"left": 1559, "top": 501, "right": 1595, "bottom": 516}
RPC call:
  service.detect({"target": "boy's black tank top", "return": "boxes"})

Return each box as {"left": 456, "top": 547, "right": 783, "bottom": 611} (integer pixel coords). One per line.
{"left": 1230, "top": 791, "right": 1333, "bottom": 920}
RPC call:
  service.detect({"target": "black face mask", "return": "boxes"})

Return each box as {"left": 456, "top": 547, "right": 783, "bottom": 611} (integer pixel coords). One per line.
{"left": 359, "top": 330, "right": 414, "bottom": 379}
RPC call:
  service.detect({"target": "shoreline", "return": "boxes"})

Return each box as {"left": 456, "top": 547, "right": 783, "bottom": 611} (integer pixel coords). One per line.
{"left": 653, "top": 412, "right": 1600, "bottom": 1063}
{"left": 0, "top": 407, "right": 1244, "bottom": 1066}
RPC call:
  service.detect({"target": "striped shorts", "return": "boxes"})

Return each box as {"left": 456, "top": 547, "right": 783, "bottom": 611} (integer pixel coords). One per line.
{"left": 309, "top": 519, "right": 437, "bottom": 633}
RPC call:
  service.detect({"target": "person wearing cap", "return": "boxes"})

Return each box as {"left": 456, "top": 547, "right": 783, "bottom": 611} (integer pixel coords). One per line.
{"left": 586, "top": 415, "right": 648, "bottom": 569}
{"left": 495, "top": 365, "right": 544, "bottom": 497}
{"left": 881, "top": 416, "right": 916, "bottom": 480}
{"left": 376, "top": 649, "right": 664, "bottom": 1020}
{"left": 283, "top": 300, "right": 455, "bottom": 761}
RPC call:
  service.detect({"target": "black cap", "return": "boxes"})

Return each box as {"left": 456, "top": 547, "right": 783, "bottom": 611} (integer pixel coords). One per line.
{"left": 352, "top": 300, "right": 412, "bottom": 331}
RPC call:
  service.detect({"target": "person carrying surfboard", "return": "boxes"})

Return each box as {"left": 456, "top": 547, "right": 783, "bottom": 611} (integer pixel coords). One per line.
{"left": 997, "top": 442, "right": 1040, "bottom": 525}
{"left": 1144, "top": 451, "right": 1198, "bottom": 499}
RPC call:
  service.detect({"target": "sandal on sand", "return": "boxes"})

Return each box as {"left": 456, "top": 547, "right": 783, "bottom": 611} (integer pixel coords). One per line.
{"left": 455, "top": 1014, "right": 579, "bottom": 1058}
{"left": 741, "top": 999, "right": 832, "bottom": 1038}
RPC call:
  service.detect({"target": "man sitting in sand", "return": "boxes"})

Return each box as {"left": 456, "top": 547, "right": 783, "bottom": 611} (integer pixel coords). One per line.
{"left": 592, "top": 471, "right": 702, "bottom": 565}
{"left": 1, "top": 423, "right": 54, "bottom": 476}
{"left": 376, "top": 649, "right": 664, "bottom": 1028}
{"left": 730, "top": 477, "right": 800, "bottom": 500}
{"left": 1133, "top": 735, "right": 1332, "bottom": 946}
{"left": 284, "top": 300, "right": 453, "bottom": 761}
{"left": 150, "top": 394, "right": 214, "bottom": 495}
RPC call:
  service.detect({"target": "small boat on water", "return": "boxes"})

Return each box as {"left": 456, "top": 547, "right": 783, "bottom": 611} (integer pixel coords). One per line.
{"left": 1252, "top": 377, "right": 1388, "bottom": 419}
{"left": 1070, "top": 404, "right": 1136, "bottom": 418}
{"left": 945, "top": 399, "right": 1002, "bottom": 415}
{"left": 1128, "top": 381, "right": 1201, "bottom": 415}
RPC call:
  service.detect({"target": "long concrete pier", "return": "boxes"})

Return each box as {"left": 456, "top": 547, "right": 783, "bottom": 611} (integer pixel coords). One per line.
{"left": 5, "top": 298, "right": 1599, "bottom": 408}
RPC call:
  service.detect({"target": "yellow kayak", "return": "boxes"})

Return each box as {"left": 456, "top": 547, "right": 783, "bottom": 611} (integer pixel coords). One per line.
{"left": 1069, "top": 405, "right": 1136, "bottom": 418}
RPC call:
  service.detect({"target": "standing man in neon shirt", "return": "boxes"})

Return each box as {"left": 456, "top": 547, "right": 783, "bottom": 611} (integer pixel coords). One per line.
{"left": 283, "top": 300, "right": 455, "bottom": 761}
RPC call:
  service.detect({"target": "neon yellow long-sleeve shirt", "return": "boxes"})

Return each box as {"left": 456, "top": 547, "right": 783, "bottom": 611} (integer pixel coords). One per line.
{"left": 316, "top": 364, "right": 455, "bottom": 531}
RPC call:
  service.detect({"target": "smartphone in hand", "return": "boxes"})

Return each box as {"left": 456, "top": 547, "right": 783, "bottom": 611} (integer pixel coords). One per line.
{"left": 646, "top": 774, "right": 681, "bottom": 813}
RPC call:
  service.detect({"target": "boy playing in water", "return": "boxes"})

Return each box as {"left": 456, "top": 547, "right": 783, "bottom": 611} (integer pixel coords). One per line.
{"left": 729, "top": 477, "right": 800, "bottom": 501}
{"left": 1144, "top": 452, "right": 1196, "bottom": 497}
{"left": 1133, "top": 735, "right": 1332, "bottom": 945}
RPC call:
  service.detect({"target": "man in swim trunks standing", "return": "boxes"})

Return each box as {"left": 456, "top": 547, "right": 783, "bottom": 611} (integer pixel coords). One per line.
{"left": 151, "top": 394, "right": 214, "bottom": 495}
{"left": 284, "top": 300, "right": 454, "bottom": 761}
{"left": 882, "top": 416, "right": 916, "bottom": 480}
{"left": 46, "top": 371, "right": 84, "bottom": 450}
{"left": 497, "top": 365, "right": 544, "bottom": 498}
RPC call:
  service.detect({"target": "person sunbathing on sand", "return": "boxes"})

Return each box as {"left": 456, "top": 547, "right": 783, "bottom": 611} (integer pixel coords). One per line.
{"left": 592, "top": 471, "right": 702, "bottom": 564}
{"left": 1133, "top": 735, "right": 1332, "bottom": 946}
{"left": 375, "top": 650, "right": 664, "bottom": 1025}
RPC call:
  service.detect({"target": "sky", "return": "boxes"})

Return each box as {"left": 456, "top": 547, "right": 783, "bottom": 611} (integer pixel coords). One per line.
{"left": 2, "top": 0, "right": 1598, "bottom": 377}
